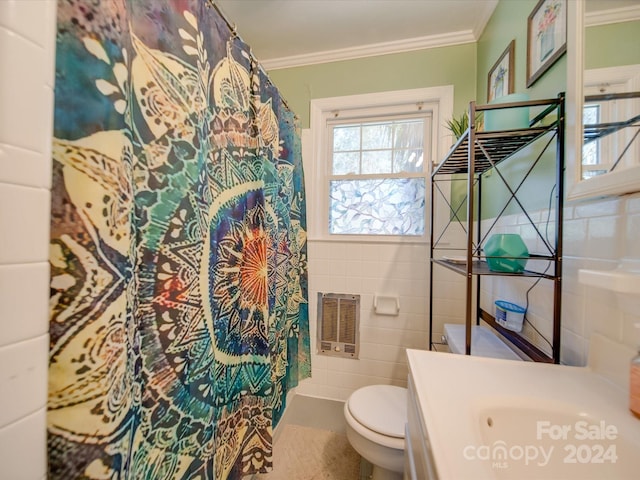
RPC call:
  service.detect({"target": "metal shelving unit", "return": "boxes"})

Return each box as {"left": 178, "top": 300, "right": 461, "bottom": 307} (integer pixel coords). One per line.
{"left": 429, "top": 94, "right": 565, "bottom": 364}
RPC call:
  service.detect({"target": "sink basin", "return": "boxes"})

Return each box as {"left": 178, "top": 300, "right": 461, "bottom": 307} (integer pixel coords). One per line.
{"left": 406, "top": 335, "right": 640, "bottom": 480}
{"left": 473, "top": 397, "right": 640, "bottom": 479}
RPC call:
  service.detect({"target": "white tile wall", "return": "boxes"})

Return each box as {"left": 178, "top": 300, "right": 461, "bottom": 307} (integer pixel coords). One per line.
{"left": 0, "top": 27, "right": 51, "bottom": 152}
{"left": 0, "top": 1, "right": 56, "bottom": 478}
{"left": 0, "top": 335, "right": 49, "bottom": 429}
{"left": 0, "top": 263, "right": 50, "bottom": 347}
{"left": 562, "top": 193, "right": 640, "bottom": 363}
{"left": 478, "top": 192, "right": 640, "bottom": 366}
{"left": 0, "top": 409, "right": 48, "bottom": 480}
{"left": 0, "top": 183, "right": 51, "bottom": 264}
{"left": 297, "top": 239, "right": 431, "bottom": 401}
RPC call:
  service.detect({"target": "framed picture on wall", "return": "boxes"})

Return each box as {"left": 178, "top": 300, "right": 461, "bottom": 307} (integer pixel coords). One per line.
{"left": 487, "top": 40, "right": 515, "bottom": 102}
{"left": 526, "top": 0, "right": 567, "bottom": 87}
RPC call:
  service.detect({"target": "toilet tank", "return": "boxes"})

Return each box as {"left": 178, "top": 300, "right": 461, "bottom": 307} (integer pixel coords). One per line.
{"left": 443, "top": 324, "right": 522, "bottom": 361}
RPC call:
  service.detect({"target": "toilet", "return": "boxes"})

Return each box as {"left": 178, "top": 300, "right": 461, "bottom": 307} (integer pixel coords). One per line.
{"left": 444, "top": 323, "right": 522, "bottom": 360}
{"left": 344, "top": 385, "right": 407, "bottom": 480}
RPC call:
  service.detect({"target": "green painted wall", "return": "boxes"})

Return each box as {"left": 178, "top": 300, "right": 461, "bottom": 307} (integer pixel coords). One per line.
{"left": 475, "top": 0, "right": 566, "bottom": 218}
{"left": 268, "top": 43, "right": 477, "bottom": 129}
{"left": 476, "top": 0, "right": 566, "bottom": 104}
{"left": 585, "top": 20, "right": 640, "bottom": 70}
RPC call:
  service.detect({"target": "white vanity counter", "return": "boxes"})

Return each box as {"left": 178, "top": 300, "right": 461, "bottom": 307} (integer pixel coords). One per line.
{"left": 405, "top": 347, "right": 640, "bottom": 480}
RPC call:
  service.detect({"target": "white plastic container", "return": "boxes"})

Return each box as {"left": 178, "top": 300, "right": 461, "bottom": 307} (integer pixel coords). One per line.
{"left": 495, "top": 300, "right": 526, "bottom": 332}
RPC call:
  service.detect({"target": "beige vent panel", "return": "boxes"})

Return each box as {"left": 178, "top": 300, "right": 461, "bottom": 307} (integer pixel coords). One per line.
{"left": 339, "top": 298, "right": 357, "bottom": 344}
{"left": 321, "top": 297, "right": 338, "bottom": 342}
{"left": 317, "top": 293, "right": 359, "bottom": 359}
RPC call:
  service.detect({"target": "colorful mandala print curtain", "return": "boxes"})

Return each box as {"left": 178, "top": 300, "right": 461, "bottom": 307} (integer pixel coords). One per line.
{"left": 48, "top": 1, "right": 310, "bottom": 478}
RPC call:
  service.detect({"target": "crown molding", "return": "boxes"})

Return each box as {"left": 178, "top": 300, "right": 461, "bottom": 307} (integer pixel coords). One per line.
{"left": 262, "top": 30, "right": 476, "bottom": 71}
{"left": 251, "top": 2, "right": 640, "bottom": 72}
{"left": 472, "top": 0, "right": 499, "bottom": 39}
{"left": 585, "top": 4, "right": 640, "bottom": 27}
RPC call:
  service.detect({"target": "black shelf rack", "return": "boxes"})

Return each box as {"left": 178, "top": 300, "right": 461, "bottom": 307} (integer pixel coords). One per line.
{"left": 429, "top": 94, "right": 565, "bottom": 364}
{"left": 583, "top": 91, "right": 640, "bottom": 174}
{"left": 583, "top": 91, "right": 640, "bottom": 140}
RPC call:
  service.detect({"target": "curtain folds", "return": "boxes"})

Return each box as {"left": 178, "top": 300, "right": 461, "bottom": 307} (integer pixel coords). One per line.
{"left": 48, "top": 1, "right": 310, "bottom": 478}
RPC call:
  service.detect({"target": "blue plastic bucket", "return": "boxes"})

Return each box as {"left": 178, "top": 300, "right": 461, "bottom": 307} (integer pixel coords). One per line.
{"left": 495, "top": 300, "right": 526, "bottom": 332}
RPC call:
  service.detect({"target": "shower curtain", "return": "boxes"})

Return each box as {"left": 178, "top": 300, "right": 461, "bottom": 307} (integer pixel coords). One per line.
{"left": 48, "top": 1, "right": 310, "bottom": 478}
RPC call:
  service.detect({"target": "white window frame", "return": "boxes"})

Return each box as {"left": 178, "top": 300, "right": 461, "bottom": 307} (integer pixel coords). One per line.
{"left": 308, "top": 86, "right": 454, "bottom": 242}
{"left": 568, "top": 62, "right": 640, "bottom": 200}
{"left": 583, "top": 77, "right": 640, "bottom": 178}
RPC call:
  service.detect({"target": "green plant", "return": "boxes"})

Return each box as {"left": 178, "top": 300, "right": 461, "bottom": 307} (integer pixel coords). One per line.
{"left": 445, "top": 111, "right": 483, "bottom": 140}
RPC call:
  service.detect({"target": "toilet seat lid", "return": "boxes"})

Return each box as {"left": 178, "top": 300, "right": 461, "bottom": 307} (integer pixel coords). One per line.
{"left": 348, "top": 385, "right": 407, "bottom": 438}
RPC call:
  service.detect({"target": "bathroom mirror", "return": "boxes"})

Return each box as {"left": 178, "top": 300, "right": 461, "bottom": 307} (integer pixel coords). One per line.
{"left": 567, "top": 0, "right": 640, "bottom": 200}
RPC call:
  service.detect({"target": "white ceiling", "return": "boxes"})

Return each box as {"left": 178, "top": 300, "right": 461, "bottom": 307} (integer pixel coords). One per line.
{"left": 215, "top": 0, "right": 498, "bottom": 69}
{"left": 215, "top": 0, "right": 640, "bottom": 70}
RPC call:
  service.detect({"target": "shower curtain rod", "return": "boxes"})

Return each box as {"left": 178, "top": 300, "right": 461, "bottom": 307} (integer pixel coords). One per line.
{"left": 207, "top": 0, "right": 238, "bottom": 38}
{"left": 207, "top": 0, "right": 299, "bottom": 121}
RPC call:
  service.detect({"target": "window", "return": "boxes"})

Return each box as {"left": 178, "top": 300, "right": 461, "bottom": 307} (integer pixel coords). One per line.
{"left": 582, "top": 77, "right": 640, "bottom": 180}
{"left": 582, "top": 103, "right": 603, "bottom": 179}
{"left": 309, "top": 86, "right": 453, "bottom": 241}
{"left": 328, "top": 117, "right": 428, "bottom": 235}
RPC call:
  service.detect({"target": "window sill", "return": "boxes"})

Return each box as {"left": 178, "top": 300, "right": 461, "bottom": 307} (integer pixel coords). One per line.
{"left": 307, "top": 234, "right": 429, "bottom": 245}
{"left": 568, "top": 164, "right": 640, "bottom": 201}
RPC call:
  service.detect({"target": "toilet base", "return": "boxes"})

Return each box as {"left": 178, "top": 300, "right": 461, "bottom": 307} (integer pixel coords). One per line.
{"left": 371, "top": 464, "right": 403, "bottom": 480}
{"left": 345, "top": 419, "right": 404, "bottom": 477}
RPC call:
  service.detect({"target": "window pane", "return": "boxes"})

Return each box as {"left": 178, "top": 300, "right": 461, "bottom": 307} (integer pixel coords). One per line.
{"left": 394, "top": 149, "right": 423, "bottom": 173}
{"left": 582, "top": 140, "right": 599, "bottom": 166}
{"left": 362, "top": 123, "right": 392, "bottom": 149}
{"left": 393, "top": 121, "right": 424, "bottom": 150}
{"left": 583, "top": 169, "right": 608, "bottom": 179}
{"left": 328, "top": 115, "right": 429, "bottom": 237}
{"left": 333, "top": 151, "right": 360, "bottom": 175}
{"left": 333, "top": 125, "right": 360, "bottom": 152}
{"left": 582, "top": 105, "right": 601, "bottom": 171}
{"left": 583, "top": 104, "right": 599, "bottom": 125}
{"left": 362, "top": 150, "right": 392, "bottom": 174}
{"left": 329, "top": 178, "right": 425, "bottom": 235}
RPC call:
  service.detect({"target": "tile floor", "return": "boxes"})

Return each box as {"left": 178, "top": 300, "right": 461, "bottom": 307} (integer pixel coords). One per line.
{"left": 253, "top": 394, "right": 373, "bottom": 480}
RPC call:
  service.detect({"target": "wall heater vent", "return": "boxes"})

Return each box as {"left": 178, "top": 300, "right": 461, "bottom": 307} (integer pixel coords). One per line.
{"left": 317, "top": 293, "right": 359, "bottom": 359}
